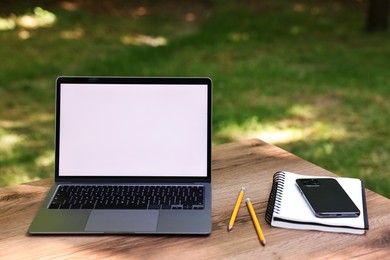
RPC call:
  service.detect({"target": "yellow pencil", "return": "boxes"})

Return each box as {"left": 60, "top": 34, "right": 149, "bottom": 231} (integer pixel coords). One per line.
{"left": 228, "top": 187, "right": 245, "bottom": 231}
{"left": 246, "top": 198, "right": 266, "bottom": 246}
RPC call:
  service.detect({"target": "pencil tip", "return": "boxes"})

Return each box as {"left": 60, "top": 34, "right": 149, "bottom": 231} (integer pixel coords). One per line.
{"left": 228, "top": 225, "right": 233, "bottom": 231}
{"left": 261, "top": 240, "right": 266, "bottom": 246}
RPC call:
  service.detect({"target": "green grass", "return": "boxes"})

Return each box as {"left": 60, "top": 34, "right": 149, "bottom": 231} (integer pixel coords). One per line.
{"left": 0, "top": 0, "right": 389, "bottom": 198}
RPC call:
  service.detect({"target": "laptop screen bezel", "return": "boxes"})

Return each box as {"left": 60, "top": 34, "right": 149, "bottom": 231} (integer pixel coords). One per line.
{"left": 54, "top": 76, "right": 212, "bottom": 183}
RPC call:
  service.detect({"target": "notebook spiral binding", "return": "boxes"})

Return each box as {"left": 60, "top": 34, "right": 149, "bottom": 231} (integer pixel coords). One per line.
{"left": 265, "top": 171, "right": 286, "bottom": 224}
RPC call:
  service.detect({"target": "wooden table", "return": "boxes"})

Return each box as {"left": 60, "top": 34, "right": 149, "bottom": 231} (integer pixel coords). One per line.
{"left": 1, "top": 139, "right": 390, "bottom": 259}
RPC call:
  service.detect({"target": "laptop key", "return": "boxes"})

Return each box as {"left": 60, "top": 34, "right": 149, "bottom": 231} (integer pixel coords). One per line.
{"left": 81, "top": 202, "right": 95, "bottom": 209}
{"left": 95, "top": 201, "right": 107, "bottom": 209}
{"left": 59, "top": 203, "right": 71, "bottom": 209}
{"left": 161, "top": 205, "right": 171, "bottom": 209}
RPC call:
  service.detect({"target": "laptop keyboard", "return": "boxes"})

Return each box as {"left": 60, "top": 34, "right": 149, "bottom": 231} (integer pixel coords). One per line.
{"left": 48, "top": 185, "right": 204, "bottom": 210}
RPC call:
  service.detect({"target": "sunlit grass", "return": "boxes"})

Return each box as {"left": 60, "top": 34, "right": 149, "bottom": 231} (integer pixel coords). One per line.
{"left": 121, "top": 34, "right": 168, "bottom": 47}
{"left": 214, "top": 102, "right": 348, "bottom": 145}
{"left": 35, "top": 150, "right": 55, "bottom": 168}
{"left": 0, "top": 130, "right": 24, "bottom": 151}
{"left": 0, "top": 7, "right": 56, "bottom": 32}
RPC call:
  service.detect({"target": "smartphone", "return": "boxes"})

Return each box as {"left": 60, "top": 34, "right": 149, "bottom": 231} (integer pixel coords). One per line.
{"left": 296, "top": 178, "right": 360, "bottom": 218}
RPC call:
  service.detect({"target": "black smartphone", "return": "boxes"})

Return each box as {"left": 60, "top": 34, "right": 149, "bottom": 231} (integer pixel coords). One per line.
{"left": 296, "top": 178, "right": 360, "bottom": 218}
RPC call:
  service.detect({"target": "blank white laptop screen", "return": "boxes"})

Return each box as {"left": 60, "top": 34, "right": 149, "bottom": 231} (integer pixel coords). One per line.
{"left": 58, "top": 83, "right": 208, "bottom": 177}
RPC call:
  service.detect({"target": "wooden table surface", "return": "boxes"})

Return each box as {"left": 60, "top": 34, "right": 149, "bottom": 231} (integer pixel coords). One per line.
{"left": 1, "top": 139, "right": 390, "bottom": 259}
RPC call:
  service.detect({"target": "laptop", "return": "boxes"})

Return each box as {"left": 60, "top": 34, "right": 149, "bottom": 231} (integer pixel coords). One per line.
{"left": 28, "top": 76, "right": 212, "bottom": 235}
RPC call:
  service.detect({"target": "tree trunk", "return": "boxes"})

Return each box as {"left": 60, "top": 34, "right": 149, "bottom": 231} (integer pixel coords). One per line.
{"left": 366, "top": 0, "right": 389, "bottom": 32}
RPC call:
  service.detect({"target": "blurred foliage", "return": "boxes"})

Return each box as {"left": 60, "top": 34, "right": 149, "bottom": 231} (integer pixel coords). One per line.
{"left": 0, "top": 0, "right": 389, "bottom": 198}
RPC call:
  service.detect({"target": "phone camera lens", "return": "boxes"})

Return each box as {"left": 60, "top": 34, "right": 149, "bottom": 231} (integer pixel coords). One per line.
{"left": 303, "top": 179, "right": 320, "bottom": 187}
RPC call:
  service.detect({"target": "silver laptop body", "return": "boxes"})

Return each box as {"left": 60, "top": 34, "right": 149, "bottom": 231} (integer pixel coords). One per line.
{"left": 28, "top": 76, "right": 212, "bottom": 235}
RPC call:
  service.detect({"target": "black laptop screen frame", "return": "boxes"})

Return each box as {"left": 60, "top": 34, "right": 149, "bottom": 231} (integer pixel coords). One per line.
{"left": 54, "top": 76, "right": 212, "bottom": 183}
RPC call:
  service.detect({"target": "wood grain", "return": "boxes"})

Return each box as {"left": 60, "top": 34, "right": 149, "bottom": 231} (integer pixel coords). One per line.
{"left": 1, "top": 139, "right": 389, "bottom": 259}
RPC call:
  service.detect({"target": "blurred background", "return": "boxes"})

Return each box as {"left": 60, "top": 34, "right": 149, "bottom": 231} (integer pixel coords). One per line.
{"left": 0, "top": 0, "right": 389, "bottom": 198}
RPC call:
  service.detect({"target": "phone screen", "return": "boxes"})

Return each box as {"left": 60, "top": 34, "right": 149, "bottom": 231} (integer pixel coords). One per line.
{"left": 296, "top": 178, "right": 360, "bottom": 218}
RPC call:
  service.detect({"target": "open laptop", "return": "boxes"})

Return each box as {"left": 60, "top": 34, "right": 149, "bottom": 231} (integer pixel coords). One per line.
{"left": 28, "top": 76, "right": 212, "bottom": 235}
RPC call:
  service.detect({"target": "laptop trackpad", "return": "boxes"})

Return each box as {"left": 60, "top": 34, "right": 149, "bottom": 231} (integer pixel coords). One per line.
{"left": 85, "top": 210, "right": 159, "bottom": 233}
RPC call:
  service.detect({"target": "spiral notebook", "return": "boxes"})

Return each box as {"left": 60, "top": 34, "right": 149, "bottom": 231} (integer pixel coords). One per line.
{"left": 265, "top": 171, "right": 369, "bottom": 235}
